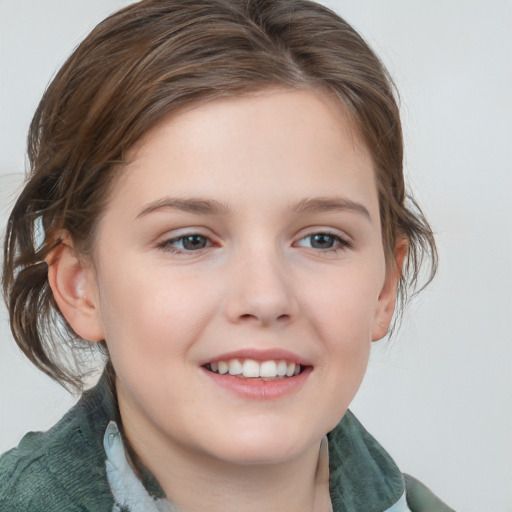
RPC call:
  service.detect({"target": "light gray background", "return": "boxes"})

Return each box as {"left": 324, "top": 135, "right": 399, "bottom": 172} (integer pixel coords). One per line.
{"left": 1, "top": 1, "right": 511, "bottom": 510}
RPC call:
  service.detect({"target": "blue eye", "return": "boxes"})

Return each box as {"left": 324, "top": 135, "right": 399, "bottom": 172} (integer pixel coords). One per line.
{"left": 309, "top": 234, "right": 336, "bottom": 249}
{"left": 160, "top": 234, "right": 211, "bottom": 252}
{"left": 297, "top": 233, "right": 349, "bottom": 251}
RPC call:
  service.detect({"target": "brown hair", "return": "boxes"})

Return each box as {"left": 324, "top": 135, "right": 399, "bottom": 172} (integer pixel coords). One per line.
{"left": 2, "top": 0, "right": 436, "bottom": 391}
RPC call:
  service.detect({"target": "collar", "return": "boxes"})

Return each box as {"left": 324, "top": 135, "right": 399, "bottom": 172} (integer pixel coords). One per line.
{"left": 327, "top": 410, "right": 405, "bottom": 511}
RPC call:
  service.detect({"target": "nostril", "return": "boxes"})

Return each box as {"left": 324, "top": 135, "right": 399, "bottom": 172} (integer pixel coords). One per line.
{"left": 238, "top": 313, "right": 291, "bottom": 325}
{"left": 240, "top": 313, "right": 258, "bottom": 321}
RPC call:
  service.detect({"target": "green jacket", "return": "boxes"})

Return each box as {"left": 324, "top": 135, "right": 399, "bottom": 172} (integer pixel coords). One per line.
{"left": 0, "top": 373, "right": 454, "bottom": 511}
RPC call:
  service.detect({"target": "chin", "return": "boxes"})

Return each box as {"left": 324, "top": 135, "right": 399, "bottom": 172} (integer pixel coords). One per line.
{"left": 214, "top": 443, "right": 303, "bottom": 466}
{"left": 204, "top": 420, "right": 319, "bottom": 466}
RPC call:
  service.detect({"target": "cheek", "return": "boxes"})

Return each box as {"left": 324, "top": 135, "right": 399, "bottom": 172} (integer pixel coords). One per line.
{"left": 301, "top": 264, "right": 384, "bottom": 343}
{"left": 95, "top": 265, "right": 219, "bottom": 369}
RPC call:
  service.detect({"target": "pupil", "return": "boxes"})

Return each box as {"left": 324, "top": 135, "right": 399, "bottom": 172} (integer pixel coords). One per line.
{"left": 183, "top": 235, "right": 206, "bottom": 250}
{"left": 312, "top": 234, "right": 333, "bottom": 249}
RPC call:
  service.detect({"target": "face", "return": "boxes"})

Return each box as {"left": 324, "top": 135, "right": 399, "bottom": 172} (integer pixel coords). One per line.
{"left": 76, "top": 89, "right": 398, "bottom": 468}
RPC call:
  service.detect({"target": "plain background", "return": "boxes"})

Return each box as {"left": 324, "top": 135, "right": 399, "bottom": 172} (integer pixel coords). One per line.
{"left": 0, "top": 1, "right": 511, "bottom": 510}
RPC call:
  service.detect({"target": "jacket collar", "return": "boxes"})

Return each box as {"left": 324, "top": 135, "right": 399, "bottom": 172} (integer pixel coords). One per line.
{"left": 327, "top": 410, "right": 405, "bottom": 511}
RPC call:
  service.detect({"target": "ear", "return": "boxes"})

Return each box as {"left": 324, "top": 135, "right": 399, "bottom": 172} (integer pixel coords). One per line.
{"left": 46, "top": 233, "right": 105, "bottom": 342}
{"left": 371, "top": 240, "right": 408, "bottom": 342}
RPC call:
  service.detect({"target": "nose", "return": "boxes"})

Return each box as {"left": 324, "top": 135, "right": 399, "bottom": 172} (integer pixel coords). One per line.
{"left": 223, "top": 247, "right": 299, "bottom": 328}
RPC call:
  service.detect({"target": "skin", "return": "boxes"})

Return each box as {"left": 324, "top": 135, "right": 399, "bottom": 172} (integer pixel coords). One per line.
{"left": 49, "top": 88, "right": 402, "bottom": 512}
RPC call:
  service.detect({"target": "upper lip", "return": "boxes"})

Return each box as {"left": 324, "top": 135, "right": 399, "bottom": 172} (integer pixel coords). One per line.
{"left": 199, "top": 348, "right": 311, "bottom": 367}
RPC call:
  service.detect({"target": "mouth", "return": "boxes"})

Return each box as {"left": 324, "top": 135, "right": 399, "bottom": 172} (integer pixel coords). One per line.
{"left": 203, "top": 358, "right": 306, "bottom": 381}
{"left": 201, "top": 351, "right": 312, "bottom": 399}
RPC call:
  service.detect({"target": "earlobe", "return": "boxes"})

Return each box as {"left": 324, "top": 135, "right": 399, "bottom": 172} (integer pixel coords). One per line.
{"left": 371, "top": 240, "right": 408, "bottom": 342}
{"left": 46, "top": 233, "right": 104, "bottom": 342}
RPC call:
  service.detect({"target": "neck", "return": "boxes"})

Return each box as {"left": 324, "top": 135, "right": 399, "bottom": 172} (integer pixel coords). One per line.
{"left": 125, "top": 424, "right": 329, "bottom": 512}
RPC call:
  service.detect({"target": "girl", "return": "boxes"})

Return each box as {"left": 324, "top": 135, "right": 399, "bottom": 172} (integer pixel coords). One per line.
{"left": 1, "top": 1, "right": 451, "bottom": 510}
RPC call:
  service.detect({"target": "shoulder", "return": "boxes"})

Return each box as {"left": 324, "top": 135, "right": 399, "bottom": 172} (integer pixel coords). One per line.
{"left": 404, "top": 474, "right": 456, "bottom": 512}
{"left": 0, "top": 430, "right": 78, "bottom": 511}
{"left": 0, "top": 379, "right": 116, "bottom": 511}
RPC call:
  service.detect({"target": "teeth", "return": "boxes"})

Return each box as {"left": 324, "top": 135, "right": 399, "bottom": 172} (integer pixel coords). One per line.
{"left": 207, "top": 358, "right": 303, "bottom": 379}
{"left": 260, "top": 361, "right": 277, "bottom": 378}
{"left": 276, "top": 360, "right": 287, "bottom": 376}
{"left": 242, "top": 359, "right": 260, "bottom": 378}
{"left": 228, "top": 359, "right": 243, "bottom": 375}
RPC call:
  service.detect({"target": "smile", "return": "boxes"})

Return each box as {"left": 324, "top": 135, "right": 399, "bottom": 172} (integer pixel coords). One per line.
{"left": 205, "top": 359, "right": 303, "bottom": 380}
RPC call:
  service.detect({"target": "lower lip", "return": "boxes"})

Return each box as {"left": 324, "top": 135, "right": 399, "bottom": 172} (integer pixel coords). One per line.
{"left": 201, "top": 367, "right": 312, "bottom": 400}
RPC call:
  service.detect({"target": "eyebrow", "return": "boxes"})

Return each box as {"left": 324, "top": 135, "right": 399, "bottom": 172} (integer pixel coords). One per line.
{"left": 136, "top": 197, "right": 230, "bottom": 219}
{"left": 135, "top": 196, "right": 371, "bottom": 221}
{"left": 290, "top": 197, "right": 371, "bottom": 221}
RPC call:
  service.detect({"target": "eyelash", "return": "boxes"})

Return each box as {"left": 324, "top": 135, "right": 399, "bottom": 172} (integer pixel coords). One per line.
{"left": 157, "top": 231, "right": 352, "bottom": 254}
{"left": 297, "top": 231, "right": 352, "bottom": 252}
{"left": 157, "top": 233, "right": 213, "bottom": 254}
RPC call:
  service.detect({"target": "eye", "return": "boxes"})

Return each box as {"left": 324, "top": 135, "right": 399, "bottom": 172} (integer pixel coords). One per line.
{"left": 296, "top": 232, "right": 350, "bottom": 251}
{"left": 158, "top": 234, "right": 212, "bottom": 253}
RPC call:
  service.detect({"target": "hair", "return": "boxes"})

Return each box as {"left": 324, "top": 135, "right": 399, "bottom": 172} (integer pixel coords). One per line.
{"left": 2, "top": 0, "right": 437, "bottom": 392}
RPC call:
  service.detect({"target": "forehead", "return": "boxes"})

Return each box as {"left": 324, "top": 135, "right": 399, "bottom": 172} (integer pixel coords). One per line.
{"left": 108, "top": 88, "right": 378, "bottom": 219}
